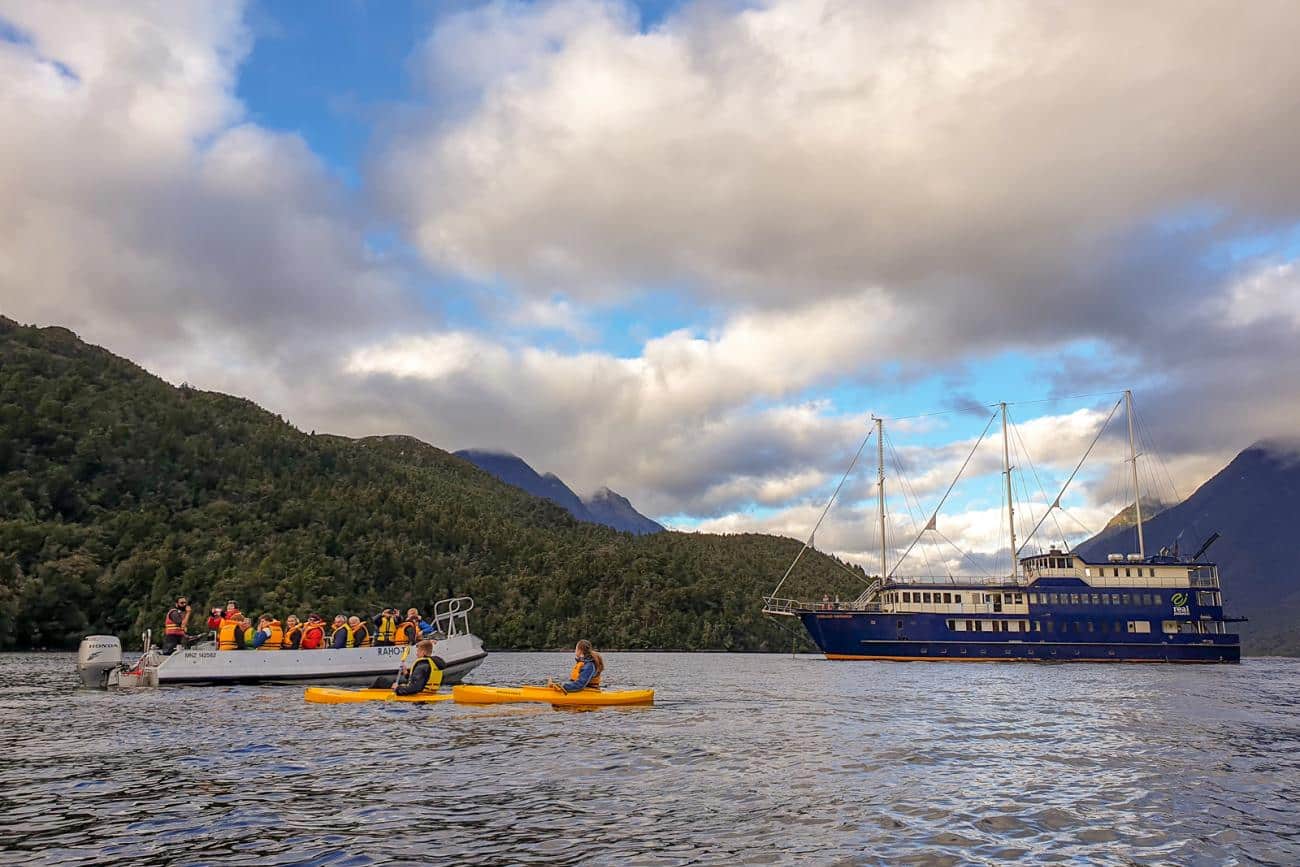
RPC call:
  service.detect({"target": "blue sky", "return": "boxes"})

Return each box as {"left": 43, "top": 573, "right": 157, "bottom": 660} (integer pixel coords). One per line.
{"left": 2, "top": 0, "right": 1298, "bottom": 572}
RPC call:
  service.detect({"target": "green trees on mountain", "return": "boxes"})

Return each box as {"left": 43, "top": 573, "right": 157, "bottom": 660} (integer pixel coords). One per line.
{"left": 0, "top": 318, "right": 862, "bottom": 650}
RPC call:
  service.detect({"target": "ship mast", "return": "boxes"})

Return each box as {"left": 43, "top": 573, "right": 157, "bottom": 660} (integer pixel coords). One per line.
{"left": 1001, "top": 402, "right": 1017, "bottom": 580}
{"left": 1125, "top": 389, "right": 1145, "bottom": 559}
{"left": 876, "top": 416, "right": 886, "bottom": 583}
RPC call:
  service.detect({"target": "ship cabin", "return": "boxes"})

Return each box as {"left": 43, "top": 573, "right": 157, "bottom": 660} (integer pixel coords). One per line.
{"left": 866, "top": 546, "right": 1233, "bottom": 640}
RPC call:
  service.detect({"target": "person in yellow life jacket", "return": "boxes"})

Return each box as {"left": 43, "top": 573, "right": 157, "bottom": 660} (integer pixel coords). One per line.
{"left": 281, "top": 615, "right": 303, "bottom": 649}
{"left": 217, "top": 616, "right": 243, "bottom": 650}
{"left": 394, "top": 640, "right": 442, "bottom": 695}
{"left": 373, "top": 609, "right": 398, "bottom": 646}
{"left": 551, "top": 639, "right": 604, "bottom": 693}
{"left": 330, "top": 615, "right": 352, "bottom": 649}
{"left": 252, "top": 616, "right": 283, "bottom": 650}
{"left": 393, "top": 614, "right": 420, "bottom": 645}
{"left": 348, "top": 615, "right": 372, "bottom": 648}
{"left": 162, "top": 597, "right": 191, "bottom": 654}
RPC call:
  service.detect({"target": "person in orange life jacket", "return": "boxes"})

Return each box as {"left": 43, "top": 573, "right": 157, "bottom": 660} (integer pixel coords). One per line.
{"left": 330, "top": 615, "right": 351, "bottom": 648}
{"left": 281, "top": 615, "right": 303, "bottom": 649}
{"left": 252, "top": 616, "right": 283, "bottom": 650}
{"left": 161, "top": 597, "right": 191, "bottom": 654}
{"left": 222, "top": 615, "right": 253, "bottom": 650}
{"left": 392, "top": 613, "right": 421, "bottom": 645}
{"left": 300, "top": 614, "right": 326, "bottom": 650}
{"left": 551, "top": 640, "right": 604, "bottom": 693}
{"left": 348, "top": 615, "right": 372, "bottom": 647}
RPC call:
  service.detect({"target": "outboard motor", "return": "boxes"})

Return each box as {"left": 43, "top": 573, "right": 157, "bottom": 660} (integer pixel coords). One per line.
{"left": 76, "top": 635, "right": 123, "bottom": 689}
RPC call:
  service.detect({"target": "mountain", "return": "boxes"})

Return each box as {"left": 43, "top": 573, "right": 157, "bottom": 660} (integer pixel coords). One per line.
{"left": 0, "top": 317, "right": 859, "bottom": 650}
{"left": 1100, "top": 498, "right": 1169, "bottom": 531}
{"left": 583, "top": 487, "right": 666, "bottom": 535}
{"left": 1077, "top": 443, "right": 1300, "bottom": 656}
{"left": 454, "top": 449, "right": 665, "bottom": 535}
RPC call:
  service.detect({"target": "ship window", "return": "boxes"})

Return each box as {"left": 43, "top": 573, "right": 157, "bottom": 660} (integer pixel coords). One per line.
{"left": 1122, "top": 593, "right": 1132, "bottom": 605}
{"left": 1089, "top": 594, "right": 1099, "bottom": 605}
{"left": 1033, "top": 621, "right": 1041, "bottom": 631}
{"left": 1070, "top": 594, "right": 1081, "bottom": 605}
{"left": 1085, "top": 567, "right": 1092, "bottom": 577}
{"left": 946, "top": 619, "right": 954, "bottom": 630}
{"left": 1015, "top": 594, "right": 1023, "bottom": 604}
{"left": 1088, "top": 621, "right": 1095, "bottom": 632}
{"left": 1029, "top": 593, "right": 1038, "bottom": 604}
{"left": 1197, "top": 592, "right": 1216, "bottom": 606}
{"left": 1128, "top": 620, "right": 1151, "bottom": 634}
{"left": 923, "top": 592, "right": 932, "bottom": 603}
{"left": 1162, "top": 620, "right": 1179, "bottom": 635}
{"left": 1110, "top": 594, "right": 1120, "bottom": 605}
{"left": 1125, "top": 568, "right": 1132, "bottom": 577}
{"left": 1181, "top": 622, "right": 1198, "bottom": 634}
{"left": 943, "top": 593, "right": 952, "bottom": 604}
{"left": 1046, "top": 620, "right": 1055, "bottom": 632}
{"left": 954, "top": 594, "right": 962, "bottom": 603}
{"left": 1148, "top": 569, "right": 1155, "bottom": 578}
{"left": 966, "top": 620, "right": 975, "bottom": 631}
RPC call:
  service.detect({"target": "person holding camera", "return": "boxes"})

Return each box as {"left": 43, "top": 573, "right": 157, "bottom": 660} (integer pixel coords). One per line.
{"left": 162, "top": 597, "right": 191, "bottom": 654}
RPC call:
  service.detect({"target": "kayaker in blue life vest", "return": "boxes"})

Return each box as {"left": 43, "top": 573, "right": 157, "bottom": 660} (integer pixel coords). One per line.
{"left": 551, "top": 640, "right": 604, "bottom": 692}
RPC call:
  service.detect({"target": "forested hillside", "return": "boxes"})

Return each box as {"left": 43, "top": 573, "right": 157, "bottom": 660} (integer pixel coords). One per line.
{"left": 0, "top": 318, "right": 861, "bottom": 650}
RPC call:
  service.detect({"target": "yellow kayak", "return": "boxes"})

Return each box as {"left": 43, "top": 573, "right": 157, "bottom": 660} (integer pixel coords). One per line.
{"left": 304, "top": 687, "right": 454, "bottom": 705}
{"left": 452, "top": 684, "right": 654, "bottom": 706}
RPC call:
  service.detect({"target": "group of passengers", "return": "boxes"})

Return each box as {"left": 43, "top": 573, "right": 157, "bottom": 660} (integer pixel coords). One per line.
{"left": 164, "top": 599, "right": 438, "bottom": 652}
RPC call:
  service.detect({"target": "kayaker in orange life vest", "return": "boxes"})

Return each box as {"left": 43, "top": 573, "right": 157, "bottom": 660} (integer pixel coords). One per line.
{"left": 161, "top": 597, "right": 191, "bottom": 654}
{"left": 551, "top": 640, "right": 604, "bottom": 693}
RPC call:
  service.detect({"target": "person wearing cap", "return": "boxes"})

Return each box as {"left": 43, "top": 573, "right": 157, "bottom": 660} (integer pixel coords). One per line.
{"left": 161, "top": 597, "right": 191, "bottom": 654}
{"left": 300, "top": 614, "right": 326, "bottom": 650}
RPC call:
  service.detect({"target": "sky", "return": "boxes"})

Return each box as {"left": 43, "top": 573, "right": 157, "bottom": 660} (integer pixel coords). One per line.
{"left": 2, "top": 0, "right": 1299, "bottom": 585}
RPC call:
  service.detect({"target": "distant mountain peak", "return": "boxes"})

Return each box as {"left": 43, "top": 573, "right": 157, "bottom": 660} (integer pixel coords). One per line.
{"left": 454, "top": 449, "right": 663, "bottom": 535}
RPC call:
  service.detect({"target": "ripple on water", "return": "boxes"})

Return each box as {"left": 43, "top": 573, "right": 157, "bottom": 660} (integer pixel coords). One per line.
{"left": 1, "top": 653, "right": 1299, "bottom": 865}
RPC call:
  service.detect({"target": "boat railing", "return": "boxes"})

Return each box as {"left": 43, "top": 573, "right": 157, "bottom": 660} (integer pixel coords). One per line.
{"left": 761, "top": 596, "right": 805, "bottom": 616}
{"left": 883, "top": 574, "right": 1027, "bottom": 587}
{"left": 1188, "top": 566, "right": 1219, "bottom": 588}
{"left": 431, "top": 596, "right": 475, "bottom": 637}
{"left": 851, "top": 580, "right": 882, "bottom": 608}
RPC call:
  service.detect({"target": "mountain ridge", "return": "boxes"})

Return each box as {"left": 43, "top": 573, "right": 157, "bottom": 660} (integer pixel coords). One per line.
{"left": 453, "top": 448, "right": 665, "bottom": 535}
{"left": 1077, "top": 442, "right": 1300, "bottom": 656}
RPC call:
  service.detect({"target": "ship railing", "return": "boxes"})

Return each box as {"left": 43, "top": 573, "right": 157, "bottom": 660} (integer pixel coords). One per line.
{"left": 851, "top": 580, "right": 882, "bottom": 608}
{"left": 1188, "top": 566, "right": 1219, "bottom": 588}
{"left": 761, "top": 596, "right": 806, "bottom": 616}
{"left": 430, "top": 596, "right": 475, "bottom": 638}
{"left": 882, "top": 574, "right": 1027, "bottom": 587}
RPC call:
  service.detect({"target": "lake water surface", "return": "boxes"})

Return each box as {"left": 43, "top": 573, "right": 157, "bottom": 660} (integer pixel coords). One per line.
{"left": 1, "top": 652, "right": 1297, "bottom": 865}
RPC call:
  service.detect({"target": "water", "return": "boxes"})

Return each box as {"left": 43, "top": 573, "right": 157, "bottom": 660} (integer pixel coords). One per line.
{"left": 1, "top": 653, "right": 1297, "bottom": 866}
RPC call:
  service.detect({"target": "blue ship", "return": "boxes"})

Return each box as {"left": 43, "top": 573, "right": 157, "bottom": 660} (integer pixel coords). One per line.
{"left": 764, "top": 393, "right": 1244, "bottom": 663}
{"left": 789, "top": 548, "right": 1241, "bottom": 663}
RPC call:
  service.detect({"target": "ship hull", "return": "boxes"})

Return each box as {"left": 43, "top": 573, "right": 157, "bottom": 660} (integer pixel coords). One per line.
{"left": 799, "top": 612, "right": 1241, "bottom": 663}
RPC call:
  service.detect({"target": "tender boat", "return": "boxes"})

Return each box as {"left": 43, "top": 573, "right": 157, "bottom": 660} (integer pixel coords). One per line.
{"left": 77, "top": 597, "right": 488, "bottom": 688}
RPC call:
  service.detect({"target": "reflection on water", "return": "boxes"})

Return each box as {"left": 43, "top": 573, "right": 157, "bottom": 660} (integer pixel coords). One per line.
{"left": 1, "top": 652, "right": 1297, "bottom": 865}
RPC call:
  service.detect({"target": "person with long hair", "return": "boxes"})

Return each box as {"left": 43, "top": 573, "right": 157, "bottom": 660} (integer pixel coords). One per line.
{"left": 552, "top": 639, "right": 604, "bottom": 692}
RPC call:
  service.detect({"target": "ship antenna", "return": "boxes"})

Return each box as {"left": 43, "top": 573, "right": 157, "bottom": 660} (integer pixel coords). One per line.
{"left": 876, "top": 416, "right": 886, "bottom": 584}
{"left": 1001, "top": 401, "right": 1018, "bottom": 581}
{"left": 1125, "top": 389, "right": 1146, "bottom": 559}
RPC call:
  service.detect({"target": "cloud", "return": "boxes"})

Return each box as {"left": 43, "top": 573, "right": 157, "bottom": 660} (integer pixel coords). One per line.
{"left": 0, "top": 0, "right": 421, "bottom": 393}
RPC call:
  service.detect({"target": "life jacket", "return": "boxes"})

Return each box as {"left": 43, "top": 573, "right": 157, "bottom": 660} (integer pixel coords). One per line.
{"left": 331, "top": 625, "right": 354, "bottom": 648}
{"left": 376, "top": 615, "right": 398, "bottom": 644}
{"left": 258, "top": 620, "right": 283, "bottom": 650}
{"left": 407, "top": 656, "right": 441, "bottom": 693}
{"left": 218, "top": 619, "right": 240, "bottom": 650}
{"left": 393, "top": 621, "right": 419, "bottom": 645}
{"left": 301, "top": 623, "right": 324, "bottom": 650}
{"left": 350, "top": 623, "right": 372, "bottom": 648}
{"left": 282, "top": 624, "right": 303, "bottom": 649}
{"left": 569, "top": 658, "right": 602, "bottom": 689}
{"left": 164, "top": 607, "right": 186, "bottom": 636}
